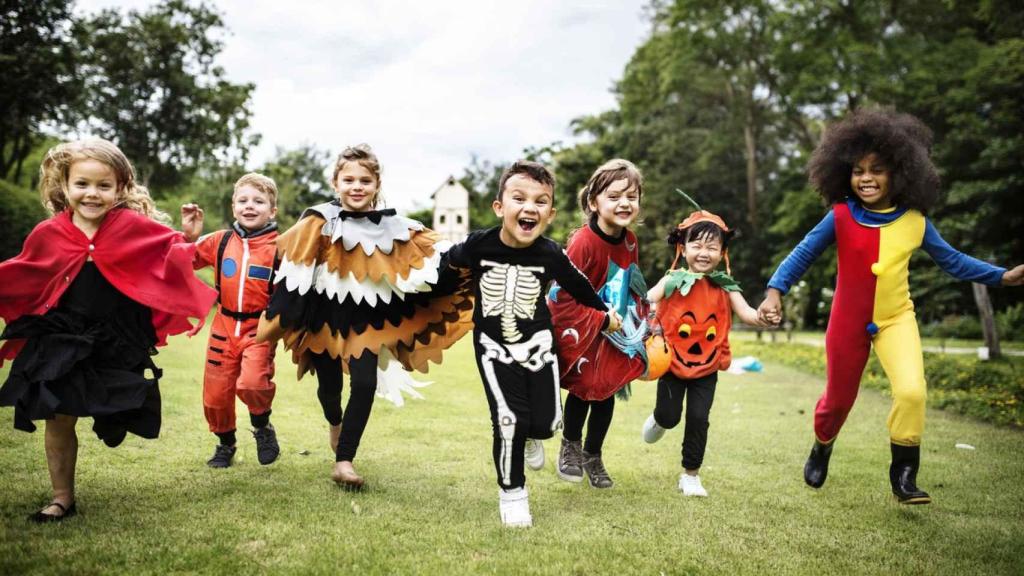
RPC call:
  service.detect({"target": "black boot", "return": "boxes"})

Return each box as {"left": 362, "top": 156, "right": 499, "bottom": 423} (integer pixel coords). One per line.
{"left": 803, "top": 439, "right": 833, "bottom": 488}
{"left": 889, "top": 443, "right": 931, "bottom": 505}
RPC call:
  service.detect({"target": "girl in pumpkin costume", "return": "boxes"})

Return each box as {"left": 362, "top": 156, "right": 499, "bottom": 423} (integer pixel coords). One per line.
{"left": 548, "top": 159, "right": 650, "bottom": 489}
{"left": 642, "top": 198, "right": 766, "bottom": 496}
{"left": 257, "top": 144, "right": 473, "bottom": 489}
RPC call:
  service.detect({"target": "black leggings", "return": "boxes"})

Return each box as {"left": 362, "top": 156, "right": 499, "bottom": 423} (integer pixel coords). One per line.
{"left": 653, "top": 371, "right": 717, "bottom": 471}
{"left": 562, "top": 393, "right": 615, "bottom": 456}
{"left": 310, "top": 351, "right": 377, "bottom": 462}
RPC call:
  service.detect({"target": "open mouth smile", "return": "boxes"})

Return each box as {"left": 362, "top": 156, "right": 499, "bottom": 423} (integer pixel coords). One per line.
{"left": 518, "top": 217, "right": 538, "bottom": 232}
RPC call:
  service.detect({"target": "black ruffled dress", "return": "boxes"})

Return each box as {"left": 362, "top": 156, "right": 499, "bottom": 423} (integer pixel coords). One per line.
{"left": 0, "top": 262, "right": 161, "bottom": 445}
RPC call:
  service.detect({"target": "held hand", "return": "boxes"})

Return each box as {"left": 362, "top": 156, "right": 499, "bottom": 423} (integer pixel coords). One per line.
{"left": 605, "top": 310, "right": 623, "bottom": 334}
{"left": 1002, "top": 264, "right": 1024, "bottom": 287}
{"left": 180, "top": 203, "right": 205, "bottom": 243}
{"left": 757, "top": 289, "right": 783, "bottom": 326}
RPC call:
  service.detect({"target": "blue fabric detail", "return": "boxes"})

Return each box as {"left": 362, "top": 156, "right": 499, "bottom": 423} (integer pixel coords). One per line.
{"left": 547, "top": 284, "right": 560, "bottom": 301}
{"left": 767, "top": 210, "right": 836, "bottom": 294}
{"left": 222, "top": 258, "right": 238, "bottom": 278}
{"left": 598, "top": 261, "right": 631, "bottom": 317}
{"left": 604, "top": 303, "right": 648, "bottom": 359}
{"left": 866, "top": 322, "right": 879, "bottom": 336}
{"left": 846, "top": 199, "right": 908, "bottom": 227}
{"left": 921, "top": 219, "right": 1006, "bottom": 286}
{"left": 248, "top": 265, "right": 272, "bottom": 281}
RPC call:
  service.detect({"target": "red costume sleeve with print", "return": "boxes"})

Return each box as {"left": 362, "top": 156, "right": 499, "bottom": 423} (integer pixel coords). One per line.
{"left": 0, "top": 209, "right": 218, "bottom": 364}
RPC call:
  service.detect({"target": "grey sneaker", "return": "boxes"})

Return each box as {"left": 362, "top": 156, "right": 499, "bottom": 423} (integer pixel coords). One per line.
{"left": 253, "top": 425, "right": 280, "bottom": 466}
{"left": 557, "top": 438, "right": 584, "bottom": 483}
{"left": 582, "top": 451, "right": 614, "bottom": 489}
{"left": 207, "top": 444, "right": 236, "bottom": 468}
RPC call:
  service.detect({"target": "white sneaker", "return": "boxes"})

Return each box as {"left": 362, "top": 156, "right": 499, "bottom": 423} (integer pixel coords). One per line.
{"left": 499, "top": 487, "right": 533, "bottom": 527}
{"left": 678, "top": 473, "right": 708, "bottom": 497}
{"left": 524, "top": 438, "right": 545, "bottom": 471}
{"left": 642, "top": 414, "right": 666, "bottom": 444}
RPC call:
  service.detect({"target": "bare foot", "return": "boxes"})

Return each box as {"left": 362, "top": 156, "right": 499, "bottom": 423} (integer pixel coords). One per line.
{"left": 331, "top": 460, "right": 364, "bottom": 490}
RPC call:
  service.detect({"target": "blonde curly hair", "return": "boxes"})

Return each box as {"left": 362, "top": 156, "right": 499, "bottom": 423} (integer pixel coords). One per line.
{"left": 39, "top": 138, "right": 170, "bottom": 223}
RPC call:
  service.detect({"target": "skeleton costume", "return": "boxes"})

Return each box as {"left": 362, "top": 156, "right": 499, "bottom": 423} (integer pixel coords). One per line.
{"left": 448, "top": 227, "right": 609, "bottom": 490}
{"left": 258, "top": 201, "right": 472, "bottom": 462}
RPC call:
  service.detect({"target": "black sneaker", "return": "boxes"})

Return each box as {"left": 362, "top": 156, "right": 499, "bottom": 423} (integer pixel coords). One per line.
{"left": 582, "top": 451, "right": 614, "bottom": 489}
{"left": 253, "top": 425, "right": 280, "bottom": 466}
{"left": 557, "top": 438, "right": 583, "bottom": 483}
{"left": 207, "top": 444, "right": 236, "bottom": 468}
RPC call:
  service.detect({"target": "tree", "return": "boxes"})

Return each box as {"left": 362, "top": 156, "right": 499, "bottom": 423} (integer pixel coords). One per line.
{"left": 72, "top": 0, "right": 257, "bottom": 191}
{"left": 0, "top": 0, "right": 79, "bottom": 182}
{"left": 259, "top": 144, "right": 333, "bottom": 229}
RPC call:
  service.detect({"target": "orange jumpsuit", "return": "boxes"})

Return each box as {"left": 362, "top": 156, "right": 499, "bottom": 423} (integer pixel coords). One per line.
{"left": 194, "top": 224, "right": 278, "bottom": 434}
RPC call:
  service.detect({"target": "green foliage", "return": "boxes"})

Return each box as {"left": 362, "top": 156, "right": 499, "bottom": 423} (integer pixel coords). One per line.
{"left": 737, "top": 340, "right": 1024, "bottom": 428}
{"left": 458, "top": 155, "right": 502, "bottom": 232}
{"left": 0, "top": 179, "right": 47, "bottom": 260}
{"left": 258, "top": 144, "right": 333, "bottom": 230}
{"left": 72, "top": 0, "right": 258, "bottom": 190}
{"left": 0, "top": 0, "right": 79, "bottom": 182}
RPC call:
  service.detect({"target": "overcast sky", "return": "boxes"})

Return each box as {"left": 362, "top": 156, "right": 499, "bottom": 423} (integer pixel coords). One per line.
{"left": 76, "top": 1, "right": 650, "bottom": 211}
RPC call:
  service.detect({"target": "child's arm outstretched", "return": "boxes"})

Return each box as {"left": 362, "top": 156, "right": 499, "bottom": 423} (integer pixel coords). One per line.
{"left": 180, "top": 203, "right": 204, "bottom": 243}
{"left": 550, "top": 247, "right": 622, "bottom": 333}
{"left": 731, "top": 291, "right": 770, "bottom": 327}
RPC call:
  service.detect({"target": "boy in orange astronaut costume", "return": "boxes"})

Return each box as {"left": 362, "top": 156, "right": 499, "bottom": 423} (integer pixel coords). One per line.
{"left": 181, "top": 173, "right": 280, "bottom": 468}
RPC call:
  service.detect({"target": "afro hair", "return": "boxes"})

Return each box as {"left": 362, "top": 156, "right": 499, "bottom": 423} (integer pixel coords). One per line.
{"left": 807, "top": 108, "right": 941, "bottom": 214}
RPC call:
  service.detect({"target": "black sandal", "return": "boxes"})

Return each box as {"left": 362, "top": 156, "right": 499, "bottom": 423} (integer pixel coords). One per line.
{"left": 28, "top": 501, "right": 77, "bottom": 523}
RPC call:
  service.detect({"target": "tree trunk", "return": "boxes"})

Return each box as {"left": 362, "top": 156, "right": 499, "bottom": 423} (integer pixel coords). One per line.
{"left": 972, "top": 282, "right": 1001, "bottom": 359}
{"left": 744, "top": 112, "right": 758, "bottom": 231}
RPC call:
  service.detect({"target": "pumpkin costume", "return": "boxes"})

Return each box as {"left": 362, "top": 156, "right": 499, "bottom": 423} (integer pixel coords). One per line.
{"left": 644, "top": 204, "right": 744, "bottom": 477}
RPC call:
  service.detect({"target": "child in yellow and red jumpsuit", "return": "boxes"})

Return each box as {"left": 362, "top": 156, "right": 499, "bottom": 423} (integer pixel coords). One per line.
{"left": 181, "top": 173, "right": 281, "bottom": 468}
{"left": 758, "top": 109, "right": 1024, "bottom": 504}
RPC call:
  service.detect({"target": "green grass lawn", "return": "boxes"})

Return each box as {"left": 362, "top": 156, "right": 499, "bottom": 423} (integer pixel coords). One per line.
{"left": 2, "top": 328, "right": 1023, "bottom": 575}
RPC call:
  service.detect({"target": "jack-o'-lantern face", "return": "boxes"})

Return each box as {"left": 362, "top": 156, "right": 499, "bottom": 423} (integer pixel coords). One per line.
{"left": 657, "top": 279, "right": 731, "bottom": 378}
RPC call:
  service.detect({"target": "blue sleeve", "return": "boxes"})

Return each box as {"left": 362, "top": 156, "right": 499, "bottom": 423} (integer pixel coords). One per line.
{"left": 767, "top": 210, "right": 836, "bottom": 294}
{"left": 921, "top": 219, "right": 1005, "bottom": 286}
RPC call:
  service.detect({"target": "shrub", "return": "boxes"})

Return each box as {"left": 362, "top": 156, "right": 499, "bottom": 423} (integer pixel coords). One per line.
{"left": 0, "top": 180, "right": 47, "bottom": 260}
{"left": 736, "top": 340, "right": 1024, "bottom": 428}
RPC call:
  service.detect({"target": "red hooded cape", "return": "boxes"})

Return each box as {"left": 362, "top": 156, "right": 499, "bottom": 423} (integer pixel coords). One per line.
{"left": 0, "top": 209, "right": 218, "bottom": 365}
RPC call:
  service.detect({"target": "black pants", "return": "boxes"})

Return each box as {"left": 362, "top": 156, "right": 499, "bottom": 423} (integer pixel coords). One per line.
{"left": 653, "top": 371, "right": 717, "bottom": 471}
{"left": 562, "top": 393, "right": 615, "bottom": 456}
{"left": 310, "top": 351, "right": 377, "bottom": 462}
{"left": 474, "top": 331, "right": 561, "bottom": 490}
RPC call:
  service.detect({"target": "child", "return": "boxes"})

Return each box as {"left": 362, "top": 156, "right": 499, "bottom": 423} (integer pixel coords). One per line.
{"left": 756, "top": 109, "right": 1024, "bottom": 504}
{"left": 180, "top": 173, "right": 281, "bottom": 468}
{"left": 641, "top": 201, "right": 766, "bottom": 497}
{"left": 0, "top": 138, "right": 217, "bottom": 521}
{"left": 548, "top": 159, "right": 649, "bottom": 489}
{"left": 257, "top": 144, "right": 472, "bottom": 490}
{"left": 447, "top": 160, "right": 622, "bottom": 527}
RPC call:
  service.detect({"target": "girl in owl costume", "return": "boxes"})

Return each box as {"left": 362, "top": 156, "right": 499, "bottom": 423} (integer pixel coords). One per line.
{"left": 258, "top": 145, "right": 473, "bottom": 489}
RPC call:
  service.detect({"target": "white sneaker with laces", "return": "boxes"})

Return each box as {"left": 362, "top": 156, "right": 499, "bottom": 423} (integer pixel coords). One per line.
{"left": 524, "top": 438, "right": 545, "bottom": 471}
{"left": 642, "top": 414, "right": 666, "bottom": 444}
{"left": 499, "top": 487, "right": 533, "bottom": 527}
{"left": 678, "top": 472, "right": 708, "bottom": 497}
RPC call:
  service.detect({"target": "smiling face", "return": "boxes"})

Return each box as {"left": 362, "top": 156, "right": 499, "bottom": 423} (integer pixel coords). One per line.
{"left": 682, "top": 231, "right": 723, "bottom": 274}
{"left": 66, "top": 158, "right": 119, "bottom": 234}
{"left": 232, "top": 185, "right": 277, "bottom": 232}
{"left": 589, "top": 178, "right": 639, "bottom": 236}
{"left": 493, "top": 173, "right": 556, "bottom": 248}
{"left": 334, "top": 162, "right": 379, "bottom": 212}
{"left": 851, "top": 152, "right": 892, "bottom": 210}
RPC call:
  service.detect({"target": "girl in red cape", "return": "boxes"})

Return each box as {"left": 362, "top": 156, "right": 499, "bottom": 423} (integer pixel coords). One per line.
{"left": 0, "top": 139, "right": 217, "bottom": 522}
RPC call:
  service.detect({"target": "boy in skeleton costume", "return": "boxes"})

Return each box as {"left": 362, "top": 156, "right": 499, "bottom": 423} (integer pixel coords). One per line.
{"left": 447, "top": 161, "right": 621, "bottom": 528}
{"left": 258, "top": 145, "right": 473, "bottom": 490}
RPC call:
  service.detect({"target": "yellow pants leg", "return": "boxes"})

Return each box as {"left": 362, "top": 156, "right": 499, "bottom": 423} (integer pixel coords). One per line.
{"left": 873, "top": 311, "right": 926, "bottom": 446}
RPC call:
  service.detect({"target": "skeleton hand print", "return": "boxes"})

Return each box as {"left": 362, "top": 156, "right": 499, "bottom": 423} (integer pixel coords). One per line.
{"left": 480, "top": 259, "right": 545, "bottom": 342}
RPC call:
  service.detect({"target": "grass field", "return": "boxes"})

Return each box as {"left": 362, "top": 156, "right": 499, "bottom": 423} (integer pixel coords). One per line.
{"left": 1, "top": 327, "right": 1023, "bottom": 575}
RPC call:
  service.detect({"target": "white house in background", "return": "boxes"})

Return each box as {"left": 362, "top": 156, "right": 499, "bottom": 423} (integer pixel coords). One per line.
{"left": 432, "top": 175, "right": 469, "bottom": 242}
